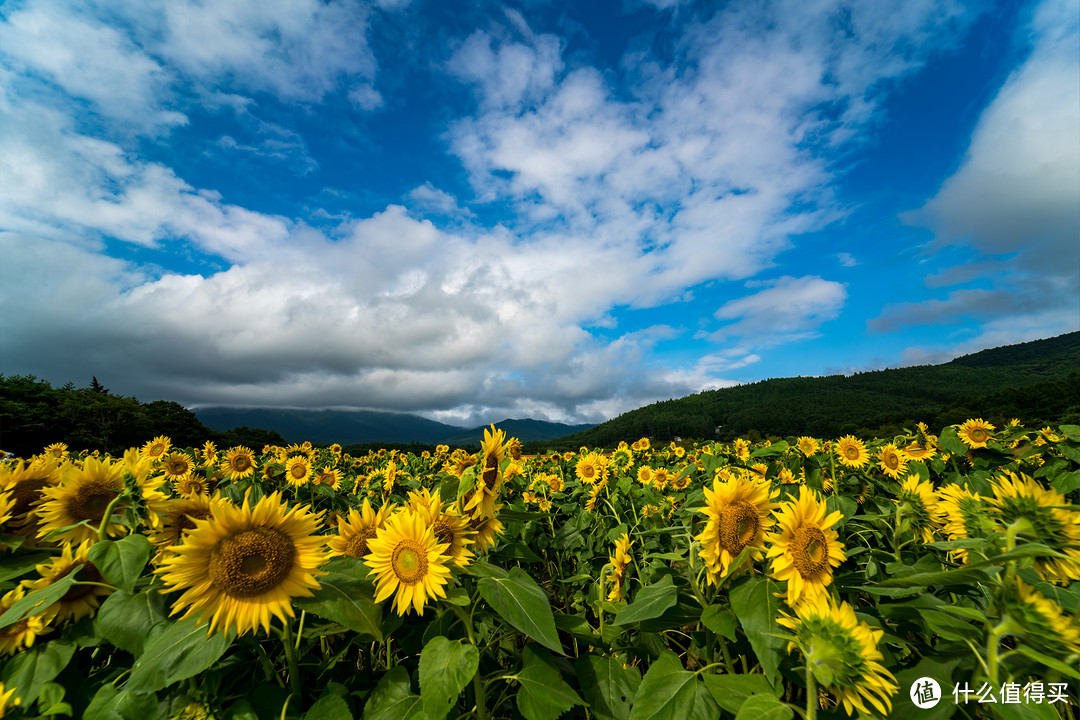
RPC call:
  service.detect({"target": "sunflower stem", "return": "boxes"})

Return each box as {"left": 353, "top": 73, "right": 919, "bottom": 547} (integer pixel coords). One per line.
{"left": 805, "top": 659, "right": 818, "bottom": 720}
{"left": 280, "top": 619, "right": 301, "bottom": 700}
{"left": 97, "top": 493, "right": 126, "bottom": 542}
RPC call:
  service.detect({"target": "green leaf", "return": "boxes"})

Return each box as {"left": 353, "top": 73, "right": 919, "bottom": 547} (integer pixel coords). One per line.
{"left": 1051, "top": 470, "right": 1080, "bottom": 494}
{"left": 891, "top": 655, "right": 962, "bottom": 720}
{"left": 419, "top": 636, "right": 479, "bottom": 720}
{"left": 125, "top": 617, "right": 233, "bottom": 694}
{"left": 917, "top": 609, "right": 977, "bottom": 643}
{"left": 364, "top": 666, "right": 428, "bottom": 720}
{"left": 702, "top": 674, "right": 781, "bottom": 716}
{"left": 95, "top": 589, "right": 169, "bottom": 656}
{"left": 938, "top": 426, "right": 968, "bottom": 456}
{"left": 222, "top": 699, "right": 260, "bottom": 720}
{"left": 87, "top": 534, "right": 152, "bottom": 594}
{"left": 293, "top": 569, "right": 383, "bottom": 641}
{"left": 515, "top": 646, "right": 585, "bottom": 720}
{"left": 83, "top": 684, "right": 158, "bottom": 720}
{"left": 734, "top": 693, "right": 793, "bottom": 720}
{"left": 729, "top": 577, "right": 785, "bottom": 686}
{"left": 1011, "top": 644, "right": 1080, "bottom": 679}
{"left": 870, "top": 565, "right": 995, "bottom": 588}
{"left": 0, "top": 550, "right": 51, "bottom": 584}
{"left": 687, "top": 682, "right": 720, "bottom": 720}
{"left": 699, "top": 605, "right": 737, "bottom": 641}
{"left": 1, "top": 640, "right": 75, "bottom": 706}
{"left": 478, "top": 567, "right": 562, "bottom": 654}
{"left": 613, "top": 575, "right": 677, "bottom": 626}
{"left": 301, "top": 693, "right": 352, "bottom": 720}
{"left": 627, "top": 651, "right": 698, "bottom": 720}
{"left": 575, "top": 654, "right": 640, "bottom": 720}
{"left": 0, "top": 571, "right": 80, "bottom": 630}
{"left": 990, "top": 700, "right": 1065, "bottom": 720}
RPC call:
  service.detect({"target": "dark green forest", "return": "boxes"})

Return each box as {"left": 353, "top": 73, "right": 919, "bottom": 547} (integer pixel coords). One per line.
{"left": 0, "top": 375, "right": 285, "bottom": 458}
{"left": 550, "top": 331, "right": 1080, "bottom": 449}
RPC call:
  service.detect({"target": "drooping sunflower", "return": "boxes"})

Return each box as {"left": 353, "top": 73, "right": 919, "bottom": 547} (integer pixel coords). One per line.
{"left": 876, "top": 444, "right": 908, "bottom": 480}
{"left": 155, "top": 491, "right": 328, "bottom": 637}
{"left": 364, "top": 509, "right": 452, "bottom": 616}
{"left": 766, "top": 486, "right": 847, "bottom": 605}
{"left": 777, "top": 594, "right": 898, "bottom": 717}
{"left": 895, "top": 474, "right": 941, "bottom": 544}
{"left": 834, "top": 436, "right": 869, "bottom": 469}
{"left": 1002, "top": 578, "right": 1080, "bottom": 657}
{"left": 987, "top": 472, "right": 1080, "bottom": 584}
{"left": 607, "top": 533, "right": 632, "bottom": 602}
{"left": 469, "top": 506, "right": 504, "bottom": 554}
{"left": 935, "top": 483, "right": 986, "bottom": 563}
{"left": 221, "top": 446, "right": 257, "bottom": 481}
{"left": 142, "top": 435, "right": 172, "bottom": 460}
{"left": 35, "top": 456, "right": 128, "bottom": 544}
{"left": 797, "top": 437, "right": 821, "bottom": 457}
{"left": 696, "top": 474, "right": 779, "bottom": 583}
{"left": 0, "top": 585, "right": 52, "bottom": 655}
{"left": 284, "top": 456, "right": 312, "bottom": 487}
{"left": 23, "top": 540, "right": 114, "bottom": 623}
{"left": 957, "top": 418, "right": 995, "bottom": 449}
{"left": 328, "top": 499, "right": 394, "bottom": 559}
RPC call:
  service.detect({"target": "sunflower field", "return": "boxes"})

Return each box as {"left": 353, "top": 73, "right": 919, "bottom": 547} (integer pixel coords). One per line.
{"left": 1, "top": 420, "right": 1078, "bottom": 720}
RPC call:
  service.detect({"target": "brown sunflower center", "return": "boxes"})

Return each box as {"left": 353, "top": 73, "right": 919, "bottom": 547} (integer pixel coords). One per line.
{"left": 432, "top": 519, "right": 454, "bottom": 546}
{"left": 719, "top": 500, "right": 759, "bottom": 553}
{"left": 391, "top": 540, "right": 428, "bottom": 584}
{"left": 582, "top": 465, "right": 595, "bottom": 479}
{"left": 344, "top": 528, "right": 377, "bottom": 558}
{"left": 969, "top": 428, "right": 988, "bottom": 443}
{"left": 844, "top": 445, "right": 859, "bottom": 459}
{"left": 209, "top": 527, "right": 296, "bottom": 598}
{"left": 791, "top": 525, "right": 830, "bottom": 578}
{"left": 166, "top": 459, "right": 189, "bottom": 476}
{"left": 231, "top": 455, "right": 252, "bottom": 472}
{"left": 883, "top": 452, "right": 900, "bottom": 470}
{"left": 482, "top": 456, "right": 499, "bottom": 489}
{"left": 290, "top": 464, "right": 307, "bottom": 479}
{"left": 60, "top": 562, "right": 105, "bottom": 603}
{"left": 174, "top": 509, "right": 211, "bottom": 534}
{"left": 12, "top": 478, "right": 49, "bottom": 517}
{"left": 69, "top": 480, "right": 120, "bottom": 522}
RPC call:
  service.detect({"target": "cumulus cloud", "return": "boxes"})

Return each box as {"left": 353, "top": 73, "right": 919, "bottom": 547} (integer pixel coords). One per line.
{"left": 888, "top": 0, "right": 1080, "bottom": 334}
{"left": 1, "top": 0, "right": 1019, "bottom": 424}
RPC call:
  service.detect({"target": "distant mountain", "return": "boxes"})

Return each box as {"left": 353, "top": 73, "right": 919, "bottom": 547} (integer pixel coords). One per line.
{"left": 193, "top": 407, "right": 594, "bottom": 446}
{"left": 555, "top": 331, "right": 1080, "bottom": 447}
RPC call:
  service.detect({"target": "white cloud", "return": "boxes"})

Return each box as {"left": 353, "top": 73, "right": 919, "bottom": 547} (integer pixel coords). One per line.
{"left": 709, "top": 276, "right": 847, "bottom": 345}
{"left": 886, "top": 0, "right": 1079, "bottom": 332}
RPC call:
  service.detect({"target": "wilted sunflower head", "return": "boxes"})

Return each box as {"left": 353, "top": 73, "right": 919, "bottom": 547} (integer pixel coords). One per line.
{"left": 778, "top": 594, "right": 898, "bottom": 717}
{"left": 988, "top": 472, "right": 1080, "bottom": 584}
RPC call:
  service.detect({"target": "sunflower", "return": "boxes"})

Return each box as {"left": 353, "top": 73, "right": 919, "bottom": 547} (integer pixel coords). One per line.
{"left": 733, "top": 438, "right": 751, "bottom": 462}
{"left": 766, "top": 486, "right": 846, "bottom": 605}
{"left": 585, "top": 482, "right": 605, "bottom": 512}
{"left": 42, "top": 442, "right": 69, "bottom": 461}
{"left": 935, "top": 484, "right": 986, "bottom": 563}
{"left": 0, "top": 457, "right": 62, "bottom": 533}
{"left": 651, "top": 467, "right": 670, "bottom": 491}
{"left": 876, "top": 444, "right": 908, "bottom": 480}
{"left": 0, "top": 681, "right": 18, "bottom": 718}
{"left": 696, "top": 474, "right": 779, "bottom": 583}
{"left": 957, "top": 418, "right": 995, "bottom": 449}
{"left": 0, "top": 585, "right": 51, "bottom": 655}
{"left": 23, "top": 540, "right": 114, "bottom": 623}
{"left": 284, "top": 456, "right": 312, "bottom": 487}
{"left": 777, "top": 594, "right": 898, "bottom": 717}
{"left": 365, "top": 509, "right": 452, "bottom": 616}
{"left": 155, "top": 491, "right": 328, "bottom": 637}
{"left": 312, "top": 468, "right": 341, "bottom": 491}
{"left": 987, "top": 471, "right": 1080, "bottom": 584}
{"left": 834, "top": 436, "right": 869, "bottom": 469}
{"left": 469, "top": 508, "right": 504, "bottom": 554}
{"left": 142, "top": 435, "right": 172, "bottom": 460}
{"left": 416, "top": 497, "right": 476, "bottom": 568}
{"left": 159, "top": 451, "right": 195, "bottom": 480}
{"left": 328, "top": 499, "right": 393, "bottom": 559}
{"left": 176, "top": 475, "right": 210, "bottom": 498}
{"left": 636, "top": 466, "right": 654, "bottom": 487}
{"left": 797, "top": 437, "right": 821, "bottom": 457}
{"left": 35, "top": 456, "right": 127, "bottom": 544}
{"left": 221, "top": 447, "right": 257, "bottom": 481}
{"left": 1002, "top": 579, "right": 1080, "bottom": 657}
{"left": 149, "top": 495, "right": 217, "bottom": 559}
{"left": 607, "top": 533, "right": 632, "bottom": 602}
{"left": 895, "top": 474, "right": 940, "bottom": 544}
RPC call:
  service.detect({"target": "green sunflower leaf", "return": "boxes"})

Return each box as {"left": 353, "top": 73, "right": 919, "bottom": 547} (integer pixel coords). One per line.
{"left": 515, "top": 645, "right": 585, "bottom": 720}
{"left": 627, "top": 651, "right": 698, "bottom": 720}
{"left": 478, "top": 567, "right": 562, "bottom": 654}
{"left": 613, "top": 575, "right": 676, "bottom": 626}
{"left": 364, "top": 666, "right": 427, "bottom": 720}
{"left": 419, "top": 636, "right": 479, "bottom": 720}
{"left": 574, "top": 653, "right": 640, "bottom": 720}
{"left": 1, "top": 640, "right": 75, "bottom": 706}
{"left": 125, "top": 617, "right": 233, "bottom": 694}
{"left": 87, "top": 534, "right": 152, "bottom": 594}
{"left": 293, "top": 569, "right": 383, "bottom": 641}
{"left": 729, "top": 577, "right": 785, "bottom": 685}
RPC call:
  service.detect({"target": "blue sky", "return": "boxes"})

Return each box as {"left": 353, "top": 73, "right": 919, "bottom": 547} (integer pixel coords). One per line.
{"left": 2, "top": 0, "right": 1078, "bottom": 427}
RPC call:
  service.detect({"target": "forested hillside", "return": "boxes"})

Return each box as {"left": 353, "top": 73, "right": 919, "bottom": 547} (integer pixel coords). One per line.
{"left": 555, "top": 332, "right": 1080, "bottom": 448}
